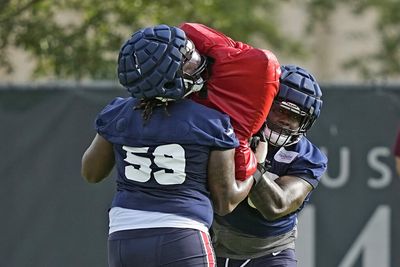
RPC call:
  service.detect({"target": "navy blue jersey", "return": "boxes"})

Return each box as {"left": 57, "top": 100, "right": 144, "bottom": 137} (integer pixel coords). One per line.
{"left": 95, "top": 97, "right": 239, "bottom": 228}
{"left": 217, "top": 137, "right": 327, "bottom": 237}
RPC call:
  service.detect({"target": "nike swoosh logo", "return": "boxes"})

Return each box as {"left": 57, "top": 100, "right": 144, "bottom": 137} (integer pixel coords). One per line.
{"left": 272, "top": 251, "right": 282, "bottom": 256}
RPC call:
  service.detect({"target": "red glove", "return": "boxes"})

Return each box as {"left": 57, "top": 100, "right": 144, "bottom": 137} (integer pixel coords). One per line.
{"left": 180, "top": 23, "right": 280, "bottom": 180}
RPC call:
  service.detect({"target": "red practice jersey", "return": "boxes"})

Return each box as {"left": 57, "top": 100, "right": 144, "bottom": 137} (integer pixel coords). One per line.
{"left": 180, "top": 23, "right": 281, "bottom": 180}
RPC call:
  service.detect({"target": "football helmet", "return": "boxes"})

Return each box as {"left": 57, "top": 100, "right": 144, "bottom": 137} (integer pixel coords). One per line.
{"left": 264, "top": 64, "right": 323, "bottom": 147}
{"left": 117, "top": 24, "right": 206, "bottom": 100}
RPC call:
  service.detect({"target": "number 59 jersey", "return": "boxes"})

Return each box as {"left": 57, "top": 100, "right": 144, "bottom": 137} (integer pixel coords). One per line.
{"left": 95, "top": 97, "right": 239, "bottom": 228}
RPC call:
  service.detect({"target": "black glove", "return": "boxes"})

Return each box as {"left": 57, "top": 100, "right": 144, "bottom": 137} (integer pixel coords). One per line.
{"left": 249, "top": 122, "right": 267, "bottom": 151}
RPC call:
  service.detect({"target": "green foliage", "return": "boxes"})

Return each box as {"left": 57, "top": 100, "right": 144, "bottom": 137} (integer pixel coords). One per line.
{"left": 357, "top": 0, "right": 400, "bottom": 79}
{"left": 307, "top": 0, "right": 400, "bottom": 80}
{"left": 0, "top": 0, "right": 301, "bottom": 80}
{"left": 1, "top": 0, "right": 399, "bottom": 80}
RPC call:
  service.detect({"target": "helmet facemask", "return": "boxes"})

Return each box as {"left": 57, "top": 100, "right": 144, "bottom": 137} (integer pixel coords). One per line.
{"left": 264, "top": 100, "right": 309, "bottom": 147}
{"left": 179, "top": 39, "right": 207, "bottom": 98}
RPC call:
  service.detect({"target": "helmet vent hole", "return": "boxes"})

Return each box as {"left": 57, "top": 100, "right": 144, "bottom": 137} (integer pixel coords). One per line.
{"left": 164, "top": 81, "right": 176, "bottom": 89}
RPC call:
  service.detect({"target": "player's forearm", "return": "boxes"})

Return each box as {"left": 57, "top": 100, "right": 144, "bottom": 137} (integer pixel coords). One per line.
{"left": 249, "top": 175, "right": 290, "bottom": 221}
{"left": 81, "top": 134, "right": 115, "bottom": 183}
{"left": 212, "top": 177, "right": 253, "bottom": 216}
{"left": 229, "top": 177, "right": 254, "bottom": 208}
{"left": 81, "top": 151, "right": 114, "bottom": 183}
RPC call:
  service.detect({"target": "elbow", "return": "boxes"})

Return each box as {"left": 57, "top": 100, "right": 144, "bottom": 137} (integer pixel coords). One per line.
{"left": 214, "top": 207, "right": 233, "bottom": 216}
{"left": 213, "top": 202, "right": 235, "bottom": 216}
{"left": 258, "top": 200, "right": 289, "bottom": 221}
{"left": 214, "top": 209, "right": 228, "bottom": 216}
{"left": 83, "top": 176, "right": 101, "bottom": 184}
{"left": 260, "top": 210, "right": 284, "bottom": 221}
{"left": 81, "top": 156, "right": 111, "bottom": 183}
{"left": 81, "top": 168, "right": 104, "bottom": 184}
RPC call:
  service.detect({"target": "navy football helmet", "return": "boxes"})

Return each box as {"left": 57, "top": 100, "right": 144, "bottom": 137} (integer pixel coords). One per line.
{"left": 264, "top": 64, "right": 323, "bottom": 147}
{"left": 117, "top": 24, "right": 206, "bottom": 100}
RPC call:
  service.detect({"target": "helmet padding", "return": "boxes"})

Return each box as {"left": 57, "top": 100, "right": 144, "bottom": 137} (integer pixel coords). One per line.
{"left": 118, "top": 25, "right": 190, "bottom": 100}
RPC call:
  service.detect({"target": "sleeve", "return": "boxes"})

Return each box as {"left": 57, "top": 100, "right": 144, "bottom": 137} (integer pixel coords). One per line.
{"left": 288, "top": 146, "right": 328, "bottom": 189}
{"left": 94, "top": 97, "right": 130, "bottom": 139}
{"left": 211, "top": 115, "right": 240, "bottom": 149}
{"left": 188, "top": 107, "right": 239, "bottom": 150}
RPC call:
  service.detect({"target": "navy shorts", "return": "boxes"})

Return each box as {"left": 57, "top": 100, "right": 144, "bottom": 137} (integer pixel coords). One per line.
{"left": 108, "top": 228, "right": 215, "bottom": 267}
{"left": 216, "top": 249, "right": 297, "bottom": 267}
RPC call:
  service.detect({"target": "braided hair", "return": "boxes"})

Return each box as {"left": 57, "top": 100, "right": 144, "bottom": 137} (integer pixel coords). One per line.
{"left": 134, "top": 99, "right": 170, "bottom": 123}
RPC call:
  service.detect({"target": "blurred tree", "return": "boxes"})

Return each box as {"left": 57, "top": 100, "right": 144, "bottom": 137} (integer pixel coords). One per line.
{"left": 1, "top": 0, "right": 399, "bottom": 81}
{"left": 307, "top": 0, "right": 400, "bottom": 80}
{"left": 0, "top": 0, "right": 303, "bottom": 80}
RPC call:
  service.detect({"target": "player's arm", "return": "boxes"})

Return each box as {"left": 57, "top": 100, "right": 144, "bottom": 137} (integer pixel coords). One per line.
{"left": 208, "top": 148, "right": 254, "bottom": 216}
{"left": 249, "top": 174, "right": 313, "bottom": 221}
{"left": 81, "top": 134, "right": 115, "bottom": 183}
{"left": 396, "top": 156, "right": 400, "bottom": 177}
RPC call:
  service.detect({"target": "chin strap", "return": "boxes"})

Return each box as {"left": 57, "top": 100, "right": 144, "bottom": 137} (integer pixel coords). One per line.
{"left": 182, "top": 77, "right": 205, "bottom": 98}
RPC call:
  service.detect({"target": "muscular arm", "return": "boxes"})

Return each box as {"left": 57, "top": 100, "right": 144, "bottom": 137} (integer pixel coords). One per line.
{"left": 208, "top": 148, "right": 254, "bottom": 216}
{"left": 81, "top": 134, "right": 115, "bottom": 183}
{"left": 249, "top": 174, "right": 313, "bottom": 221}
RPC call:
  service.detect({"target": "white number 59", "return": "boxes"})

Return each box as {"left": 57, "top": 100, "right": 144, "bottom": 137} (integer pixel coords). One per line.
{"left": 123, "top": 144, "right": 186, "bottom": 185}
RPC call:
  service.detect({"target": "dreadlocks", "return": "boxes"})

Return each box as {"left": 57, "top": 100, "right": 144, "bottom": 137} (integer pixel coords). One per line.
{"left": 134, "top": 99, "right": 171, "bottom": 123}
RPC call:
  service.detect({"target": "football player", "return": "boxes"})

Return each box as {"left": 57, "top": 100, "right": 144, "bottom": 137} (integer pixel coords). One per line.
{"left": 212, "top": 65, "right": 328, "bottom": 267}
{"left": 81, "top": 25, "right": 264, "bottom": 267}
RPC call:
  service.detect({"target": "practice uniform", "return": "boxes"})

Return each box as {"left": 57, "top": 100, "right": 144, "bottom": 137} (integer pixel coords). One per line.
{"left": 181, "top": 23, "right": 280, "bottom": 181}
{"left": 213, "top": 137, "right": 327, "bottom": 266}
{"left": 95, "top": 97, "right": 239, "bottom": 267}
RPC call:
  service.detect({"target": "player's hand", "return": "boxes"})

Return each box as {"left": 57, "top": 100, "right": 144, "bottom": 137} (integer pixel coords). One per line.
{"left": 249, "top": 122, "right": 267, "bottom": 153}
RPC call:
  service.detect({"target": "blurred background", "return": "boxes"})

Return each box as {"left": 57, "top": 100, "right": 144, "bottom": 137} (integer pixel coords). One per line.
{"left": 0, "top": 1, "right": 399, "bottom": 266}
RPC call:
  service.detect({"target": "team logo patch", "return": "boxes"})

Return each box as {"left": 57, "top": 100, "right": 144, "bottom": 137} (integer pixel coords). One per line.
{"left": 274, "top": 148, "right": 298, "bottom": 163}
{"left": 225, "top": 127, "right": 234, "bottom": 136}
